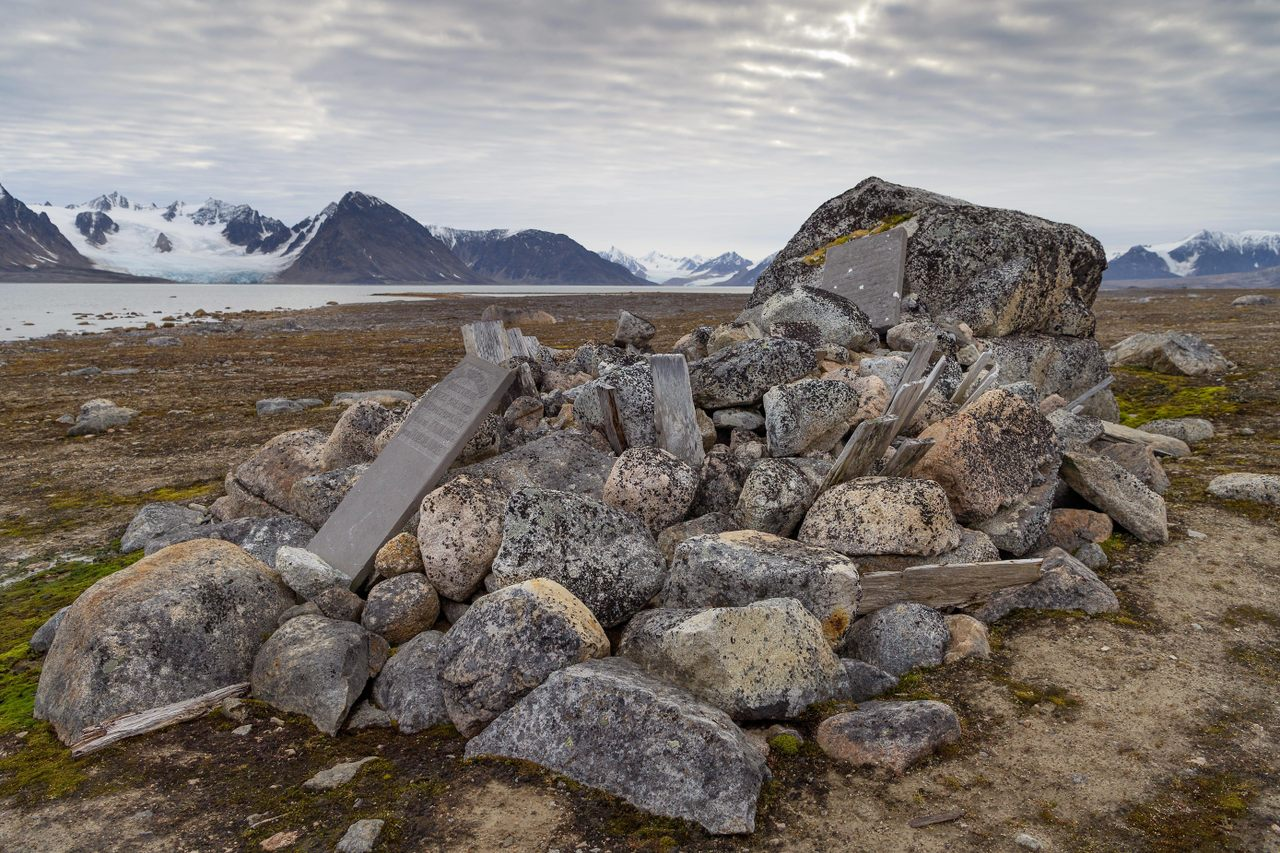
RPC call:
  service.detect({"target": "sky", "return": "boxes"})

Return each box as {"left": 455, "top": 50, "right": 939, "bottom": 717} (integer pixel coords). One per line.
{"left": 2, "top": 0, "right": 1277, "bottom": 261}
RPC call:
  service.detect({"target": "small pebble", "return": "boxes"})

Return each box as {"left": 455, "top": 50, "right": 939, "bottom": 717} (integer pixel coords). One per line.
{"left": 1186, "top": 530, "right": 1207, "bottom": 540}
{"left": 231, "top": 724, "right": 252, "bottom": 736}
{"left": 1014, "top": 832, "right": 1043, "bottom": 851}
{"left": 1100, "top": 645, "right": 1110, "bottom": 652}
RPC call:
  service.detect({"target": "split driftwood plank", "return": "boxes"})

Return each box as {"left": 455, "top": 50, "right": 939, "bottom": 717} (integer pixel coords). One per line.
{"left": 879, "top": 437, "right": 934, "bottom": 478}
{"left": 948, "top": 350, "right": 993, "bottom": 404}
{"left": 461, "top": 320, "right": 510, "bottom": 364}
{"left": 649, "top": 354, "right": 705, "bottom": 469}
{"left": 70, "top": 682, "right": 250, "bottom": 757}
{"left": 957, "top": 365, "right": 1001, "bottom": 410}
{"left": 858, "top": 558, "right": 1044, "bottom": 613}
{"left": 820, "top": 415, "right": 898, "bottom": 492}
{"left": 595, "top": 384, "right": 627, "bottom": 454}
{"left": 1067, "top": 375, "right": 1114, "bottom": 413}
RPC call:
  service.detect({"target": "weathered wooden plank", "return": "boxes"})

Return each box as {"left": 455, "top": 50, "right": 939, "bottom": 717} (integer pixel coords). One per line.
{"left": 879, "top": 437, "right": 934, "bottom": 478}
{"left": 1100, "top": 421, "right": 1191, "bottom": 457}
{"left": 820, "top": 414, "right": 899, "bottom": 492}
{"left": 858, "top": 558, "right": 1044, "bottom": 612}
{"left": 898, "top": 355, "right": 948, "bottom": 433}
{"left": 595, "top": 384, "right": 627, "bottom": 454}
{"left": 948, "top": 351, "right": 994, "bottom": 404}
{"left": 70, "top": 682, "right": 249, "bottom": 757}
{"left": 1067, "top": 375, "right": 1114, "bottom": 413}
{"left": 957, "top": 365, "right": 1001, "bottom": 410}
{"left": 461, "top": 320, "right": 510, "bottom": 364}
{"left": 649, "top": 354, "right": 705, "bottom": 469}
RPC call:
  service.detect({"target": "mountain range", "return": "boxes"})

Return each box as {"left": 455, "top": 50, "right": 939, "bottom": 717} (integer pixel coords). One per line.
{"left": 1, "top": 183, "right": 760, "bottom": 286}
{"left": 1105, "top": 230, "right": 1280, "bottom": 281}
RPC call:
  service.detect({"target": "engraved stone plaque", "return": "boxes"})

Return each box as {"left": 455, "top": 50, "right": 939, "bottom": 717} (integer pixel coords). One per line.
{"left": 819, "top": 227, "right": 907, "bottom": 329}
{"left": 308, "top": 355, "right": 516, "bottom": 587}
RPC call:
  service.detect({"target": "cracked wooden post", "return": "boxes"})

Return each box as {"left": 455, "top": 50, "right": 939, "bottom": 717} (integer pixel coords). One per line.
{"left": 649, "top": 354, "right": 705, "bottom": 469}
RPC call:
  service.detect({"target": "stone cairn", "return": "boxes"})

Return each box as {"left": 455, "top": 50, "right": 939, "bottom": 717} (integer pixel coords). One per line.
{"left": 32, "top": 178, "right": 1215, "bottom": 836}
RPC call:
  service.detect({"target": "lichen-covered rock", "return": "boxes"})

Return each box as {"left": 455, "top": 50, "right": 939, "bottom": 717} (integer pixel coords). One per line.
{"left": 1041, "top": 508, "right": 1112, "bottom": 553}
{"left": 1106, "top": 331, "right": 1233, "bottom": 376}
{"left": 362, "top": 574, "right": 439, "bottom": 645}
{"left": 1098, "top": 442, "right": 1170, "bottom": 495}
{"left": 614, "top": 309, "right": 656, "bottom": 349}
{"left": 1232, "top": 294, "right": 1276, "bottom": 307}
{"left": 799, "top": 477, "right": 962, "bottom": 557}
{"left": 29, "top": 606, "right": 69, "bottom": 655}
{"left": 313, "top": 585, "right": 365, "bottom": 622}
{"left": 35, "top": 540, "right": 295, "bottom": 744}
{"left": 275, "top": 546, "right": 347, "bottom": 600}
{"left": 1206, "top": 473, "right": 1280, "bottom": 507}
{"left": 689, "top": 338, "right": 817, "bottom": 409}
{"left": 759, "top": 286, "right": 876, "bottom": 350}
{"left": 1139, "top": 417, "right": 1215, "bottom": 445}
{"left": 763, "top": 379, "right": 861, "bottom": 457}
{"left": 733, "top": 459, "right": 817, "bottom": 537}
{"left": 503, "top": 395, "right": 544, "bottom": 431}
{"left": 972, "top": 548, "right": 1119, "bottom": 623}
{"left": 840, "top": 603, "right": 948, "bottom": 675}
{"left": 707, "top": 321, "right": 759, "bottom": 354}
{"left": 233, "top": 429, "right": 327, "bottom": 512}
{"left": 712, "top": 408, "right": 765, "bottom": 430}
{"left": 749, "top": 176, "right": 1105, "bottom": 339}
{"left": 438, "top": 579, "right": 609, "bottom": 736}
{"left": 417, "top": 474, "right": 509, "bottom": 601}
{"left": 211, "top": 474, "right": 284, "bottom": 522}
{"left": 913, "top": 389, "right": 1059, "bottom": 524}
{"left": 155, "top": 515, "right": 315, "bottom": 567}
{"left": 975, "top": 476, "right": 1058, "bottom": 557}
{"left": 853, "top": 528, "right": 999, "bottom": 573}
{"left": 690, "top": 447, "right": 748, "bottom": 516}
{"left": 67, "top": 398, "right": 138, "bottom": 436}
{"left": 465, "top": 658, "right": 770, "bottom": 835}
{"left": 673, "top": 326, "right": 711, "bottom": 361}
{"left": 986, "top": 334, "right": 1118, "bottom": 419}
{"left": 943, "top": 614, "right": 990, "bottom": 663}
{"left": 251, "top": 615, "right": 371, "bottom": 735}
{"left": 602, "top": 447, "right": 698, "bottom": 534}
{"left": 373, "top": 532, "right": 424, "bottom": 578}
{"left": 662, "top": 530, "right": 860, "bottom": 644}
{"left": 489, "top": 488, "right": 665, "bottom": 628}
{"left": 371, "top": 630, "right": 449, "bottom": 734}
{"left": 1045, "top": 408, "right": 1104, "bottom": 453}
{"left": 1099, "top": 421, "right": 1191, "bottom": 458}
{"left": 572, "top": 362, "right": 657, "bottom": 448}
{"left": 1061, "top": 451, "right": 1168, "bottom": 542}
{"left": 456, "top": 430, "right": 615, "bottom": 498}
{"left": 837, "top": 659, "right": 898, "bottom": 701}
{"left": 620, "top": 598, "right": 847, "bottom": 720}
{"left": 320, "top": 400, "right": 394, "bottom": 470}
{"left": 816, "top": 700, "right": 961, "bottom": 774}
{"left": 656, "top": 512, "right": 739, "bottom": 563}
{"left": 120, "top": 502, "right": 204, "bottom": 553}
{"left": 288, "top": 464, "right": 366, "bottom": 529}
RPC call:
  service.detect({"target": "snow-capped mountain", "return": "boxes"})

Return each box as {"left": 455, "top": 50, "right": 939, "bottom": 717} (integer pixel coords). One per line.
{"left": 661, "top": 251, "right": 754, "bottom": 285}
{"left": 1106, "top": 230, "right": 1280, "bottom": 281}
{"left": 597, "top": 246, "right": 648, "bottom": 278}
{"left": 430, "top": 227, "right": 642, "bottom": 285}
{"left": 596, "top": 249, "right": 755, "bottom": 284}
{"left": 1, "top": 184, "right": 92, "bottom": 271}
{"left": 40, "top": 192, "right": 322, "bottom": 282}
{"left": 723, "top": 251, "right": 777, "bottom": 286}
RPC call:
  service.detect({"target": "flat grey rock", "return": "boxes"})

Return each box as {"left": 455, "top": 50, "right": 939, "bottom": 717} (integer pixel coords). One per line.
{"left": 153, "top": 516, "right": 316, "bottom": 567}
{"left": 816, "top": 699, "right": 961, "bottom": 774}
{"left": 335, "top": 819, "right": 385, "bottom": 853}
{"left": 251, "top": 615, "right": 370, "bottom": 735}
{"left": 302, "top": 757, "right": 375, "bottom": 791}
{"left": 761, "top": 285, "right": 877, "bottom": 349}
{"left": 454, "top": 431, "right": 615, "bottom": 499}
{"left": 465, "top": 657, "right": 770, "bottom": 835}
{"left": 1139, "top": 417, "right": 1214, "bottom": 445}
{"left": 1207, "top": 472, "right": 1280, "bottom": 507}
{"left": 973, "top": 548, "right": 1119, "bottom": 623}
{"left": 67, "top": 398, "right": 137, "bottom": 436}
{"left": 120, "top": 501, "right": 204, "bottom": 553}
{"left": 275, "top": 546, "right": 347, "bottom": 600}
{"left": 1061, "top": 450, "right": 1168, "bottom": 542}
{"left": 1106, "top": 331, "right": 1233, "bottom": 376}
{"left": 689, "top": 338, "right": 817, "bottom": 409}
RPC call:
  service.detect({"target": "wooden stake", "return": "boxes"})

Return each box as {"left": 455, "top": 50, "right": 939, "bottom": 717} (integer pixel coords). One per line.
{"left": 858, "top": 558, "right": 1043, "bottom": 612}
{"left": 958, "top": 365, "right": 1001, "bottom": 410}
{"left": 819, "top": 414, "right": 899, "bottom": 492}
{"left": 595, "top": 384, "right": 627, "bottom": 454}
{"left": 948, "top": 351, "right": 993, "bottom": 404}
{"left": 70, "top": 682, "right": 250, "bottom": 757}
{"left": 1067, "top": 375, "right": 1114, "bottom": 414}
{"left": 880, "top": 437, "right": 934, "bottom": 478}
{"left": 649, "top": 354, "right": 705, "bottom": 469}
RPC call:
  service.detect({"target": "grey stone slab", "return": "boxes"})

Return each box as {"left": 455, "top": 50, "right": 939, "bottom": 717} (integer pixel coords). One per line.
{"left": 308, "top": 356, "right": 515, "bottom": 587}
{"left": 819, "top": 227, "right": 907, "bottom": 329}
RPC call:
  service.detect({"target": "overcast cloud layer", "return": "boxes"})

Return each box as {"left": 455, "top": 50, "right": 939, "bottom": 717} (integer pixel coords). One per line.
{"left": 2, "top": 0, "right": 1277, "bottom": 259}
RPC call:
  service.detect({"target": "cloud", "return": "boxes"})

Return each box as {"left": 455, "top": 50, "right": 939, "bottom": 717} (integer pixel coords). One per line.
{"left": 1, "top": 0, "right": 1277, "bottom": 258}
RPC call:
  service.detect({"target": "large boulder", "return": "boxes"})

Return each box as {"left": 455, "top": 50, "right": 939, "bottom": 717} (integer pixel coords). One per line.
{"left": 289, "top": 464, "right": 366, "bottom": 529}
{"left": 455, "top": 431, "right": 615, "bottom": 498}
{"left": 602, "top": 447, "right": 698, "bottom": 534}
{"left": 986, "top": 334, "right": 1118, "bottom": 420}
{"left": 1207, "top": 473, "right": 1280, "bottom": 507}
{"left": 913, "top": 389, "right": 1059, "bottom": 524}
{"left": 571, "top": 362, "right": 657, "bottom": 448}
{"left": 465, "top": 658, "right": 770, "bottom": 835}
{"left": 1105, "top": 331, "right": 1233, "bottom": 376}
{"left": 35, "top": 540, "right": 295, "bottom": 743}
{"left": 1139, "top": 417, "right": 1215, "bottom": 446}
{"left": 759, "top": 286, "right": 876, "bottom": 350}
{"left": 233, "top": 429, "right": 327, "bottom": 512}
{"left": 690, "top": 447, "right": 749, "bottom": 516}
{"left": 662, "top": 530, "right": 861, "bottom": 644}
{"left": 614, "top": 310, "right": 656, "bottom": 349}
{"left": 974, "top": 477, "right": 1058, "bottom": 557}
{"left": 972, "top": 548, "right": 1118, "bottom": 623}
{"left": 840, "top": 603, "right": 948, "bottom": 675}
{"left": 749, "top": 176, "right": 1105, "bottom": 339}
{"left": 689, "top": 338, "right": 817, "bottom": 409}
{"left": 251, "top": 615, "right": 372, "bottom": 735}
{"left": 66, "top": 398, "right": 138, "bottom": 437}
{"left": 362, "top": 574, "right": 439, "bottom": 645}
{"left": 1098, "top": 442, "right": 1170, "bottom": 495}
{"left": 438, "top": 579, "right": 609, "bottom": 737}
{"left": 1060, "top": 451, "right": 1168, "bottom": 542}
{"left": 798, "top": 477, "right": 963, "bottom": 557}
{"left": 154, "top": 515, "right": 315, "bottom": 567}
{"left": 733, "top": 459, "right": 818, "bottom": 537}
{"left": 488, "top": 488, "right": 665, "bottom": 628}
{"left": 417, "top": 474, "right": 510, "bottom": 601}
{"left": 763, "top": 379, "right": 862, "bottom": 457}
{"left": 620, "top": 598, "right": 847, "bottom": 720}
{"left": 371, "top": 630, "right": 449, "bottom": 734}
{"left": 816, "top": 700, "right": 961, "bottom": 774}
{"left": 119, "top": 502, "right": 204, "bottom": 553}
{"left": 320, "top": 400, "right": 394, "bottom": 470}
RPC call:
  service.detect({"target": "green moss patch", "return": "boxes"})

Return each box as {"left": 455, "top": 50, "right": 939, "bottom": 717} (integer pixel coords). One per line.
{"left": 1110, "top": 367, "right": 1239, "bottom": 427}
{"left": 801, "top": 213, "right": 916, "bottom": 267}
{"left": 1121, "top": 771, "right": 1258, "bottom": 851}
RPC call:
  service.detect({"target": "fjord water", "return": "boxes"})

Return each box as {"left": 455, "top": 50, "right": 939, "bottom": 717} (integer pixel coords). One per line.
{"left": 0, "top": 282, "right": 752, "bottom": 341}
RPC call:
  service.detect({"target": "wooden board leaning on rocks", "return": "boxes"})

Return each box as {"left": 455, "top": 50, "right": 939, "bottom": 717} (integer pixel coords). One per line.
{"left": 308, "top": 354, "right": 516, "bottom": 588}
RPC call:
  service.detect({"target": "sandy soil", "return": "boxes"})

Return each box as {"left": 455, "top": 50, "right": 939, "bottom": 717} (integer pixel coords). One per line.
{"left": 0, "top": 288, "right": 1276, "bottom": 852}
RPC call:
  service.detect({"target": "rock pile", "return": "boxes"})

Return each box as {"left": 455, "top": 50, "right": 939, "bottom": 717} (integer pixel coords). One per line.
{"left": 32, "top": 177, "right": 1229, "bottom": 835}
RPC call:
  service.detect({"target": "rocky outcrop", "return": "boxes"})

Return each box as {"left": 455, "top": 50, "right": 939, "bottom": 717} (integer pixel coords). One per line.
{"left": 749, "top": 177, "right": 1105, "bottom": 339}
{"left": 465, "top": 658, "right": 770, "bottom": 834}
{"left": 35, "top": 540, "right": 295, "bottom": 743}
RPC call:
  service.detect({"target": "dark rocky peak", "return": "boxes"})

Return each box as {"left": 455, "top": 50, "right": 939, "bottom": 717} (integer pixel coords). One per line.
{"left": 86, "top": 191, "right": 132, "bottom": 212}
{"left": 0, "top": 184, "right": 92, "bottom": 270}
{"left": 75, "top": 210, "right": 119, "bottom": 246}
{"left": 155, "top": 232, "right": 173, "bottom": 253}
{"left": 190, "top": 198, "right": 291, "bottom": 254}
{"left": 691, "top": 252, "right": 753, "bottom": 276}
{"left": 162, "top": 201, "right": 183, "bottom": 222}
